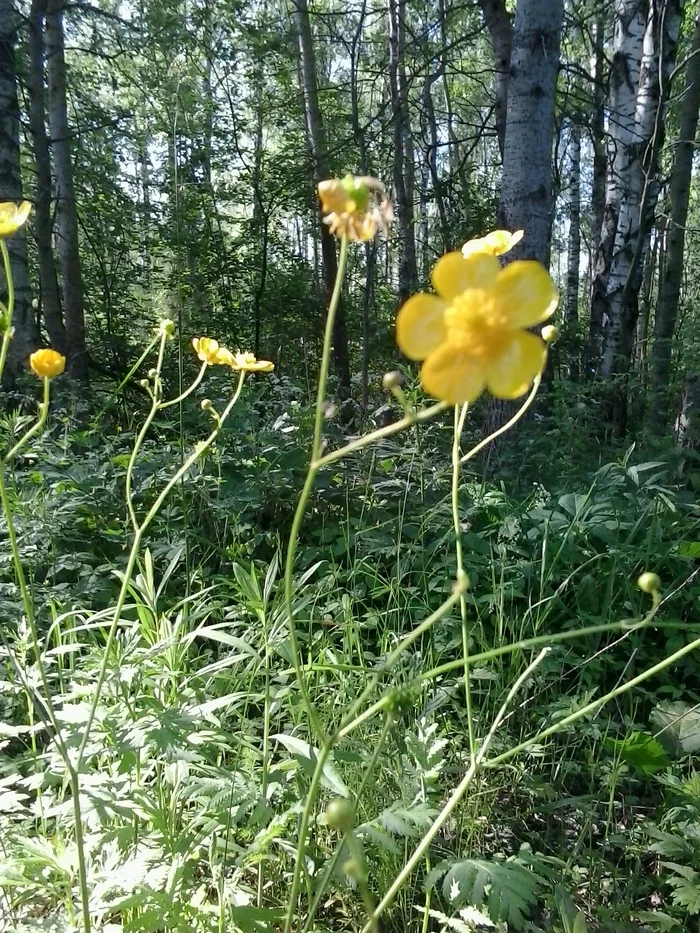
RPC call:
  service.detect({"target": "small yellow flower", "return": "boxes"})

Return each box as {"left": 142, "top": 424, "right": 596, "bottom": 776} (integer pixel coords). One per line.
{"left": 29, "top": 348, "right": 66, "bottom": 379}
{"left": 396, "top": 243, "right": 558, "bottom": 405}
{"left": 318, "top": 175, "right": 392, "bottom": 242}
{"left": 192, "top": 337, "right": 222, "bottom": 364}
{"left": 0, "top": 201, "right": 31, "bottom": 238}
{"left": 462, "top": 229, "right": 524, "bottom": 258}
{"left": 230, "top": 351, "right": 274, "bottom": 373}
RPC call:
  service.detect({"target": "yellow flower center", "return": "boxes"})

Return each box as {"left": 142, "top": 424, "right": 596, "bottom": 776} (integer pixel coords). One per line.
{"left": 444, "top": 289, "right": 510, "bottom": 358}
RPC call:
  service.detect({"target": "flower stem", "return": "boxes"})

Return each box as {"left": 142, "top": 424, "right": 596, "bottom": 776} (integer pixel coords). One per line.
{"left": 283, "top": 234, "right": 349, "bottom": 740}
{"left": 451, "top": 403, "right": 475, "bottom": 761}
{"left": 460, "top": 374, "right": 541, "bottom": 465}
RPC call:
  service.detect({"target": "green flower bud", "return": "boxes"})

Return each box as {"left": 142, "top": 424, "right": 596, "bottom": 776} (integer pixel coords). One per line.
{"left": 326, "top": 798, "right": 354, "bottom": 833}
{"left": 542, "top": 325, "right": 559, "bottom": 345}
{"left": 637, "top": 571, "right": 661, "bottom": 594}
{"left": 382, "top": 370, "right": 404, "bottom": 390}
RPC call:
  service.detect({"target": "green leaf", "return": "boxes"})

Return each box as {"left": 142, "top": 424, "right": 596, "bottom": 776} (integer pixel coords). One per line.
{"left": 441, "top": 857, "right": 542, "bottom": 931}
{"left": 606, "top": 731, "right": 670, "bottom": 774}
{"left": 272, "top": 734, "right": 349, "bottom": 796}
{"left": 651, "top": 702, "right": 700, "bottom": 755}
{"left": 635, "top": 911, "right": 682, "bottom": 931}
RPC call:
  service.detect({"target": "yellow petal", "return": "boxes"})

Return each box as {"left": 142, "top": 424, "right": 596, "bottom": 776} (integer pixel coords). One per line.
{"left": 420, "top": 343, "right": 486, "bottom": 405}
{"left": 396, "top": 292, "right": 447, "bottom": 361}
{"left": 251, "top": 359, "right": 274, "bottom": 372}
{"left": 485, "top": 331, "right": 546, "bottom": 399}
{"left": 431, "top": 251, "right": 500, "bottom": 300}
{"left": 462, "top": 229, "right": 523, "bottom": 257}
{"left": 492, "top": 261, "right": 558, "bottom": 328}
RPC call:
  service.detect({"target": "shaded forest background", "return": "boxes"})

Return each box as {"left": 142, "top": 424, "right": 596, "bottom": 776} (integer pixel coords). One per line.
{"left": 3, "top": 1, "right": 700, "bottom": 932}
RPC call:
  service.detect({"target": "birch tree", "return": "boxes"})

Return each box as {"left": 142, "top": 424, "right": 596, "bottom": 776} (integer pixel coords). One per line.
{"left": 498, "top": 0, "right": 564, "bottom": 264}
{"left": 477, "top": 0, "right": 513, "bottom": 160}
{"left": 598, "top": 0, "right": 684, "bottom": 407}
{"left": 650, "top": 10, "right": 700, "bottom": 431}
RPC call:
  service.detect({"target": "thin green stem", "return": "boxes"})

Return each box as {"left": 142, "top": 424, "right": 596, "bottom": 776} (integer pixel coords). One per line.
{"left": 451, "top": 403, "right": 474, "bottom": 761}
{"left": 283, "top": 235, "right": 349, "bottom": 740}
{"left": 338, "top": 584, "right": 467, "bottom": 738}
{"left": 0, "top": 328, "right": 12, "bottom": 385}
{"left": 460, "top": 374, "right": 541, "bottom": 465}
{"left": 1, "top": 240, "right": 14, "bottom": 321}
{"left": 360, "top": 649, "right": 550, "bottom": 933}
{"left": 3, "top": 377, "right": 51, "bottom": 466}
{"left": 91, "top": 335, "right": 160, "bottom": 427}
{"left": 314, "top": 401, "right": 447, "bottom": 469}
{"left": 159, "top": 361, "right": 208, "bottom": 408}
{"left": 77, "top": 370, "right": 247, "bottom": 767}
{"left": 301, "top": 715, "right": 393, "bottom": 933}
{"left": 283, "top": 742, "right": 332, "bottom": 933}
{"left": 0, "top": 454, "right": 91, "bottom": 933}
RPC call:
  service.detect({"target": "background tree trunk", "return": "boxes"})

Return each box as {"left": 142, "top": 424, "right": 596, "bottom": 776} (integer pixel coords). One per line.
{"left": 388, "top": 0, "right": 417, "bottom": 304}
{"left": 650, "top": 10, "right": 700, "bottom": 432}
{"left": 28, "top": 0, "right": 66, "bottom": 356}
{"left": 0, "top": 0, "right": 39, "bottom": 376}
{"left": 566, "top": 120, "right": 581, "bottom": 378}
{"left": 46, "top": 0, "right": 89, "bottom": 380}
{"left": 588, "top": 0, "right": 647, "bottom": 379}
{"left": 477, "top": 0, "right": 513, "bottom": 161}
{"left": 292, "top": 0, "right": 351, "bottom": 397}
{"left": 486, "top": 0, "right": 563, "bottom": 435}
{"left": 497, "top": 0, "right": 564, "bottom": 264}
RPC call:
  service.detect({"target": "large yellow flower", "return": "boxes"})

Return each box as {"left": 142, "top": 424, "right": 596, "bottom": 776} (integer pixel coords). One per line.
{"left": 0, "top": 201, "right": 31, "bottom": 238}
{"left": 396, "top": 248, "right": 558, "bottom": 405}
{"left": 230, "top": 351, "right": 274, "bottom": 373}
{"left": 29, "top": 348, "right": 66, "bottom": 379}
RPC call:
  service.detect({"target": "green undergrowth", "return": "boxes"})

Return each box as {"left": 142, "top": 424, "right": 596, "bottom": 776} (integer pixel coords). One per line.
{"left": 1, "top": 378, "right": 700, "bottom": 933}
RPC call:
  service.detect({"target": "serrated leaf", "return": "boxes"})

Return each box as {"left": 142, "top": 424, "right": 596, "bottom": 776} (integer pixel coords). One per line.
{"left": 651, "top": 702, "right": 700, "bottom": 755}
{"left": 606, "top": 731, "right": 670, "bottom": 774}
{"left": 272, "top": 734, "right": 349, "bottom": 796}
{"left": 442, "top": 857, "right": 542, "bottom": 931}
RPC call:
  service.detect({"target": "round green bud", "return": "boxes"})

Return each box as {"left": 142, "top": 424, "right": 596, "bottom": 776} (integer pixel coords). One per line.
{"left": 382, "top": 370, "right": 404, "bottom": 390}
{"left": 159, "top": 318, "right": 176, "bottom": 338}
{"left": 541, "top": 325, "right": 559, "bottom": 345}
{"left": 139, "top": 378, "right": 150, "bottom": 389}
{"left": 637, "top": 571, "right": 661, "bottom": 594}
{"left": 201, "top": 398, "right": 213, "bottom": 411}
{"left": 326, "top": 798, "right": 354, "bottom": 833}
{"left": 148, "top": 368, "right": 158, "bottom": 379}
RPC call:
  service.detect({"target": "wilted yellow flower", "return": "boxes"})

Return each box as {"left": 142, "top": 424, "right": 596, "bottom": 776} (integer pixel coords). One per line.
{"left": 396, "top": 245, "right": 558, "bottom": 404}
{"left": 462, "top": 229, "right": 523, "bottom": 258}
{"left": 318, "top": 175, "right": 392, "bottom": 242}
{"left": 230, "top": 351, "right": 274, "bottom": 373}
{"left": 29, "top": 348, "right": 66, "bottom": 379}
{"left": 0, "top": 201, "right": 31, "bottom": 238}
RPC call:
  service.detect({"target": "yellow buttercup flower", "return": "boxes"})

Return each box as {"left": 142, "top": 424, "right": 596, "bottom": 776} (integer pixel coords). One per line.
{"left": 192, "top": 337, "right": 228, "bottom": 364}
{"left": 396, "top": 246, "right": 558, "bottom": 405}
{"left": 318, "top": 175, "right": 392, "bottom": 242}
{"left": 230, "top": 351, "right": 274, "bottom": 373}
{"left": 462, "top": 229, "right": 524, "bottom": 258}
{"left": 29, "top": 348, "right": 66, "bottom": 379}
{"left": 0, "top": 201, "right": 31, "bottom": 238}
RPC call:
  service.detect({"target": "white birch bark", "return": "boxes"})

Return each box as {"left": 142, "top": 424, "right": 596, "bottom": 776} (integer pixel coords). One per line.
{"left": 600, "top": 0, "right": 684, "bottom": 382}
{"left": 497, "top": 0, "right": 564, "bottom": 264}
